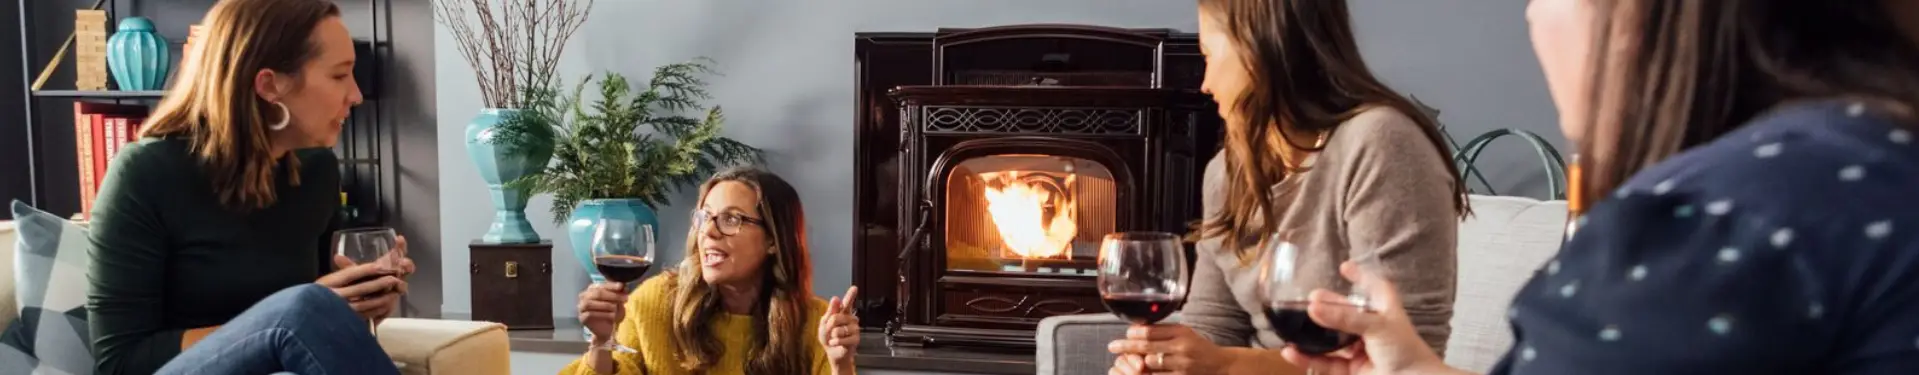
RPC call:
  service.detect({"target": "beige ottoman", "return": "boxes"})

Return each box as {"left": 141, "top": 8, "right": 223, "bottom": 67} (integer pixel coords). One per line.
{"left": 379, "top": 318, "right": 512, "bottom": 375}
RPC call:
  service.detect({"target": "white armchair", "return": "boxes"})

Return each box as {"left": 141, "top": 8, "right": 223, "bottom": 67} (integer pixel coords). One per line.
{"left": 2, "top": 221, "right": 512, "bottom": 375}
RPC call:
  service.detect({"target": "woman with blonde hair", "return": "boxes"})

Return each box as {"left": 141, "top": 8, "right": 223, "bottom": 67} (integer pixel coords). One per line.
{"left": 564, "top": 166, "right": 861, "bottom": 375}
{"left": 87, "top": 0, "right": 409, "bottom": 374}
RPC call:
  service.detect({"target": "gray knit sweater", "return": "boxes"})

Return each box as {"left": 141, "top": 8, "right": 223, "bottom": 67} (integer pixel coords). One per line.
{"left": 1183, "top": 106, "right": 1459, "bottom": 355}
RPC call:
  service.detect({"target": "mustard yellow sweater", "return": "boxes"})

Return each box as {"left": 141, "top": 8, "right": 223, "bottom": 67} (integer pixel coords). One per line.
{"left": 560, "top": 275, "right": 834, "bottom": 375}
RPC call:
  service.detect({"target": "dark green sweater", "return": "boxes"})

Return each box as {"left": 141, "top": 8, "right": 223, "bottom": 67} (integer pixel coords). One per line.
{"left": 86, "top": 137, "right": 341, "bottom": 375}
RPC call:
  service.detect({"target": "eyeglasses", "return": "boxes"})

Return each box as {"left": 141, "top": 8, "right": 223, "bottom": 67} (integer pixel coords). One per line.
{"left": 692, "top": 209, "right": 765, "bottom": 236}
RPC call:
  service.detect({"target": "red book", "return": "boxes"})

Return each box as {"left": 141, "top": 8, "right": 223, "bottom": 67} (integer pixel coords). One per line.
{"left": 89, "top": 114, "right": 106, "bottom": 190}
{"left": 71, "top": 104, "right": 95, "bottom": 216}
{"left": 105, "top": 117, "right": 124, "bottom": 166}
{"left": 72, "top": 102, "right": 150, "bottom": 218}
{"left": 105, "top": 116, "right": 147, "bottom": 167}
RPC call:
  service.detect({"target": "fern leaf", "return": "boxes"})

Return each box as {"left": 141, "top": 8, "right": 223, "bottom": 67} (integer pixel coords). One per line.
{"left": 529, "top": 59, "right": 759, "bottom": 225}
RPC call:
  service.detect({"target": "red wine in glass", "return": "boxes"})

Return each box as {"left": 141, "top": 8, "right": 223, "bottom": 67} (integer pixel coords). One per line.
{"left": 1257, "top": 232, "right": 1371, "bottom": 355}
{"left": 1264, "top": 300, "right": 1359, "bottom": 355}
{"left": 332, "top": 226, "right": 401, "bottom": 336}
{"left": 1101, "top": 292, "right": 1184, "bottom": 324}
{"left": 593, "top": 255, "right": 652, "bottom": 283}
{"left": 335, "top": 227, "right": 400, "bottom": 287}
{"left": 590, "top": 218, "right": 654, "bottom": 354}
{"left": 1096, "top": 232, "right": 1190, "bottom": 325}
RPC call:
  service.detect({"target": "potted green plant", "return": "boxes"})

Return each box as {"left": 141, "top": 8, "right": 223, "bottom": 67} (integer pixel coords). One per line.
{"left": 502, "top": 58, "right": 762, "bottom": 283}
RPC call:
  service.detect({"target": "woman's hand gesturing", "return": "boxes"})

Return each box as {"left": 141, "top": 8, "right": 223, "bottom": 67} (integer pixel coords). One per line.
{"left": 818, "top": 286, "right": 861, "bottom": 374}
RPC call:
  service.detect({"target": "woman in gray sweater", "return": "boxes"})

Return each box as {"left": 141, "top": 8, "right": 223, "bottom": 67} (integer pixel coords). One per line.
{"left": 1105, "top": 1, "right": 1468, "bottom": 374}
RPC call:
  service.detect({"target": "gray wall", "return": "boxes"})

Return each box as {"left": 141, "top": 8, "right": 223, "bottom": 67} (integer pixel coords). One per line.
{"left": 434, "top": 0, "right": 1562, "bottom": 318}
{"left": 1349, "top": 0, "right": 1563, "bottom": 198}
{"left": 362, "top": 0, "right": 445, "bottom": 318}
{"left": 322, "top": 0, "right": 443, "bottom": 319}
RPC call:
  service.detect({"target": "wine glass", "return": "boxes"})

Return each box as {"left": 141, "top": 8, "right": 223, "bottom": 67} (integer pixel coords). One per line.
{"left": 332, "top": 227, "right": 400, "bottom": 336}
{"left": 1096, "top": 231, "right": 1189, "bottom": 325}
{"left": 1255, "top": 231, "right": 1373, "bottom": 356}
{"left": 333, "top": 226, "right": 409, "bottom": 369}
{"left": 589, "top": 217, "right": 654, "bottom": 354}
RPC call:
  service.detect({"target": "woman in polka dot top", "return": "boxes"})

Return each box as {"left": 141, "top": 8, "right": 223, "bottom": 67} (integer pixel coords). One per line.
{"left": 1278, "top": 0, "right": 1919, "bottom": 374}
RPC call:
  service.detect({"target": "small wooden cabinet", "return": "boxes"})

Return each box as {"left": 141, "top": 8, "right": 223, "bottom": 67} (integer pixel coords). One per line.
{"left": 469, "top": 240, "right": 554, "bottom": 330}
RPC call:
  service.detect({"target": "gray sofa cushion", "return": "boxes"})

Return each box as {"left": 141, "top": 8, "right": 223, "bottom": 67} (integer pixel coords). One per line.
{"left": 2, "top": 220, "right": 16, "bottom": 328}
{"left": 1443, "top": 195, "right": 1565, "bottom": 372}
{"left": 1036, "top": 313, "right": 1183, "bottom": 375}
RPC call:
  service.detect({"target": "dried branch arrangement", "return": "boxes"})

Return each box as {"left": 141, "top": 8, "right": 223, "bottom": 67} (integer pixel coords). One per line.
{"left": 433, "top": 0, "right": 595, "bottom": 108}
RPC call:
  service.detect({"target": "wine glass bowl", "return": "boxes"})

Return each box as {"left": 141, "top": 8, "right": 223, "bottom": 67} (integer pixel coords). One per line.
{"left": 331, "top": 226, "right": 401, "bottom": 341}
{"left": 590, "top": 218, "right": 656, "bottom": 284}
{"left": 334, "top": 227, "right": 399, "bottom": 270}
{"left": 1256, "top": 234, "right": 1365, "bottom": 355}
{"left": 331, "top": 226, "right": 412, "bottom": 369}
{"left": 1095, "top": 231, "right": 1190, "bottom": 325}
{"left": 588, "top": 218, "right": 653, "bottom": 354}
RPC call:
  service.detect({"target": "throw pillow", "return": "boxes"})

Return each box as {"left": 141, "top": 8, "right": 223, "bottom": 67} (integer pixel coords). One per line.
{"left": 4, "top": 200, "right": 95, "bottom": 375}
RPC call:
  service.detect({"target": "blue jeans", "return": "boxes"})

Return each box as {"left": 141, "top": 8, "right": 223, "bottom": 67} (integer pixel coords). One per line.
{"left": 154, "top": 284, "right": 399, "bottom": 375}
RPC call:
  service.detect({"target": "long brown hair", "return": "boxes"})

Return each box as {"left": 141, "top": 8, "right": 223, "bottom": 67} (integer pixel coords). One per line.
{"left": 667, "top": 166, "right": 813, "bottom": 374}
{"left": 1573, "top": 0, "right": 1919, "bottom": 205}
{"left": 1195, "top": 0, "right": 1469, "bottom": 261}
{"left": 137, "top": 0, "right": 339, "bottom": 211}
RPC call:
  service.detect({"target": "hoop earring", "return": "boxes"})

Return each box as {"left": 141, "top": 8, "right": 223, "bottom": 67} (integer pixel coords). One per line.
{"left": 267, "top": 102, "right": 290, "bottom": 131}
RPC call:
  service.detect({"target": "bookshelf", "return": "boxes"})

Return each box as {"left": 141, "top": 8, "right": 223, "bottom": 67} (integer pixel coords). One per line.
{"left": 12, "top": 0, "right": 397, "bottom": 227}
{"left": 32, "top": 89, "right": 165, "bottom": 98}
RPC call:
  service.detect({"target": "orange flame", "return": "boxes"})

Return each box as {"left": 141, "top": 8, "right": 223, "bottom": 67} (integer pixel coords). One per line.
{"left": 981, "top": 171, "right": 1077, "bottom": 259}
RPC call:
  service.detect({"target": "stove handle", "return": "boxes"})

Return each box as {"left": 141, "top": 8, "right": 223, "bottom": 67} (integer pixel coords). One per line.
{"left": 897, "top": 203, "right": 933, "bottom": 261}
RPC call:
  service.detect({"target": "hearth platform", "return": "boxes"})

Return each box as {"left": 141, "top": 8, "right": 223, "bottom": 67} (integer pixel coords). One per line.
{"left": 492, "top": 315, "right": 1034, "bottom": 374}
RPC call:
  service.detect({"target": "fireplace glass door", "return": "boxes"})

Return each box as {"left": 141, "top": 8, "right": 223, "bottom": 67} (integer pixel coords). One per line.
{"left": 942, "top": 154, "right": 1116, "bottom": 277}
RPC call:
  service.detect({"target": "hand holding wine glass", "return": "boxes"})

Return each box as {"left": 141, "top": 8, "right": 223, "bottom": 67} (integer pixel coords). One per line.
{"left": 1257, "top": 234, "right": 1366, "bottom": 357}
{"left": 581, "top": 218, "right": 654, "bottom": 354}
{"left": 1097, "top": 232, "right": 1189, "bottom": 324}
{"left": 1275, "top": 262, "right": 1458, "bottom": 375}
{"left": 325, "top": 227, "right": 410, "bottom": 328}
{"left": 1099, "top": 232, "right": 1233, "bottom": 374}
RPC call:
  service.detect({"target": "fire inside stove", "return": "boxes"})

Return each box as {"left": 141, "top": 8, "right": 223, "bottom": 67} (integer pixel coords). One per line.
{"left": 982, "top": 170, "right": 1077, "bottom": 260}
{"left": 944, "top": 154, "right": 1115, "bottom": 275}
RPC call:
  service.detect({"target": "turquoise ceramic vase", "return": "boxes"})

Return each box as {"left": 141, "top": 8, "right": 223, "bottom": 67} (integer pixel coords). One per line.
{"left": 106, "top": 17, "right": 171, "bottom": 91}
{"left": 567, "top": 199, "right": 661, "bottom": 283}
{"left": 465, "top": 108, "right": 554, "bottom": 244}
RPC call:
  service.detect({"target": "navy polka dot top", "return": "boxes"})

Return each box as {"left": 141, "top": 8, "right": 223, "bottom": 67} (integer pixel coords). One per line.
{"left": 1491, "top": 99, "right": 1919, "bottom": 374}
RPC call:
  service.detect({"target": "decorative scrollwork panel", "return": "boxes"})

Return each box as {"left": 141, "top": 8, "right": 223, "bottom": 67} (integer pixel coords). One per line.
{"left": 921, "top": 106, "right": 1143, "bottom": 134}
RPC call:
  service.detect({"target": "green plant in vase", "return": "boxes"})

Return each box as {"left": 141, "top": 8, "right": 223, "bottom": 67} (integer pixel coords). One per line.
{"left": 501, "top": 58, "right": 762, "bottom": 283}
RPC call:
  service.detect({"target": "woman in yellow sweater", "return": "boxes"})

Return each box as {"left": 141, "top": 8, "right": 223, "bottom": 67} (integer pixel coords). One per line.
{"left": 562, "top": 166, "right": 861, "bottom": 375}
